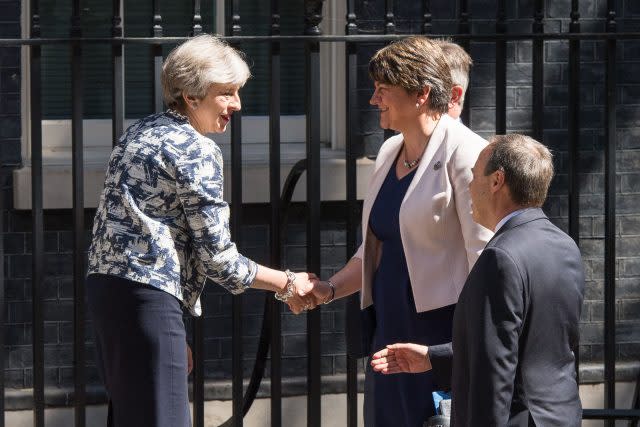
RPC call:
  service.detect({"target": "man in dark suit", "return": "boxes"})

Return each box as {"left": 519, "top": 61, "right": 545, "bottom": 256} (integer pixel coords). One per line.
{"left": 371, "top": 134, "right": 585, "bottom": 426}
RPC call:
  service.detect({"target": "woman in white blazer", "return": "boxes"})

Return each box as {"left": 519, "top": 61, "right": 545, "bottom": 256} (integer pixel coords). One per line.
{"left": 312, "top": 37, "right": 493, "bottom": 426}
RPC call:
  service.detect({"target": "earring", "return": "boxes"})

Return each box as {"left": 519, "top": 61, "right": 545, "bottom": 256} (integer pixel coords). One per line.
{"left": 416, "top": 102, "right": 420, "bottom": 109}
{"left": 191, "top": 103, "right": 198, "bottom": 110}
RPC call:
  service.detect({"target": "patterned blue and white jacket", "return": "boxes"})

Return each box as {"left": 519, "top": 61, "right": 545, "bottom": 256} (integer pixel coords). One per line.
{"left": 88, "top": 111, "right": 257, "bottom": 316}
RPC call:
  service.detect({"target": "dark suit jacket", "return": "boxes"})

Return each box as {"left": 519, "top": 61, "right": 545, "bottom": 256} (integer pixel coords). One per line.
{"left": 429, "top": 208, "right": 585, "bottom": 427}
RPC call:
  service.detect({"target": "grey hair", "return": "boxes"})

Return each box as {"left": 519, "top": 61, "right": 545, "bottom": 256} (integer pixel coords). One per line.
{"left": 484, "top": 134, "right": 554, "bottom": 207}
{"left": 435, "top": 39, "right": 472, "bottom": 107}
{"left": 161, "top": 34, "right": 251, "bottom": 109}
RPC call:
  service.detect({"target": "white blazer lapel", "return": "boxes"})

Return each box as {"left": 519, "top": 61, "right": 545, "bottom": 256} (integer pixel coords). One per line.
{"left": 359, "top": 135, "right": 403, "bottom": 309}
{"left": 403, "top": 115, "right": 450, "bottom": 203}
{"left": 361, "top": 135, "right": 403, "bottom": 230}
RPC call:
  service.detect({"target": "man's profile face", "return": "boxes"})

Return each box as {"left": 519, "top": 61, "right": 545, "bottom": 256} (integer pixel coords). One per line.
{"left": 469, "top": 146, "right": 492, "bottom": 229}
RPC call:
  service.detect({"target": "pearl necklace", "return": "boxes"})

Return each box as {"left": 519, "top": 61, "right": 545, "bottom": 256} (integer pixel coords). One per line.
{"left": 401, "top": 116, "right": 441, "bottom": 169}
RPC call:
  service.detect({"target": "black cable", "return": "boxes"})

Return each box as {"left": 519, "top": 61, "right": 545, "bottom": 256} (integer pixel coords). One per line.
{"left": 219, "top": 160, "right": 308, "bottom": 426}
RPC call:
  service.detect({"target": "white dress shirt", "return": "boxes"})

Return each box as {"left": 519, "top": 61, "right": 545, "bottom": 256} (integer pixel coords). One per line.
{"left": 495, "top": 208, "right": 533, "bottom": 233}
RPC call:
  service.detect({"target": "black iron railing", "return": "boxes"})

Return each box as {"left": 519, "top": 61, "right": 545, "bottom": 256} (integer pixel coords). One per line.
{"left": 0, "top": 0, "right": 639, "bottom": 426}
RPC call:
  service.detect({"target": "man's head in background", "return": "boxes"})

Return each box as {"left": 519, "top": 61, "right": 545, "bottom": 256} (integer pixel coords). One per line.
{"left": 435, "top": 40, "right": 473, "bottom": 120}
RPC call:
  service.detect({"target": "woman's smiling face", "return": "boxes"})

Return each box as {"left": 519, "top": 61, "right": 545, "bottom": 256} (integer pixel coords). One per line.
{"left": 188, "top": 83, "right": 241, "bottom": 135}
{"left": 369, "top": 81, "right": 418, "bottom": 132}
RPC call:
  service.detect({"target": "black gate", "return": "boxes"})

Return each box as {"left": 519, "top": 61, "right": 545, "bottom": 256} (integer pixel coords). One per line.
{"left": 0, "top": 0, "right": 639, "bottom": 426}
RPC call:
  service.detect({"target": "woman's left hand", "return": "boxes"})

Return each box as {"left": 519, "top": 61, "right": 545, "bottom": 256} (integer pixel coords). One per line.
{"left": 187, "top": 344, "right": 193, "bottom": 375}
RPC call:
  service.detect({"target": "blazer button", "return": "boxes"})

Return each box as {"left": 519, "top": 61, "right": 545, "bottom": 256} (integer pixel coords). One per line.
{"left": 434, "top": 161, "right": 442, "bottom": 170}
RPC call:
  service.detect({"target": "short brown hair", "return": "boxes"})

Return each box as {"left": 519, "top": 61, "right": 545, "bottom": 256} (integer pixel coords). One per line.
{"left": 484, "top": 134, "right": 554, "bottom": 207}
{"left": 368, "top": 36, "right": 453, "bottom": 114}
{"left": 435, "top": 39, "right": 472, "bottom": 104}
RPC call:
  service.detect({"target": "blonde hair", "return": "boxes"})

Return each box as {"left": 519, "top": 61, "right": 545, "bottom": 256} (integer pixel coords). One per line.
{"left": 435, "top": 39, "right": 473, "bottom": 106}
{"left": 161, "top": 34, "right": 251, "bottom": 109}
{"left": 368, "top": 36, "right": 452, "bottom": 114}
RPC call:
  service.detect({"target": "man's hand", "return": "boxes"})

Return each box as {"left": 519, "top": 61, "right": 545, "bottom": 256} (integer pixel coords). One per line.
{"left": 370, "top": 343, "right": 432, "bottom": 374}
{"left": 187, "top": 344, "right": 193, "bottom": 375}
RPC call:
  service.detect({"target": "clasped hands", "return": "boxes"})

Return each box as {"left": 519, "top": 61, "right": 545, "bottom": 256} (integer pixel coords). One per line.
{"left": 281, "top": 272, "right": 333, "bottom": 314}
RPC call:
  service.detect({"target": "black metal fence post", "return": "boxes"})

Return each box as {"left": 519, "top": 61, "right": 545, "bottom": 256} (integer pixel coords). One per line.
{"left": 457, "top": 0, "right": 470, "bottom": 126}
{"left": 568, "top": 1, "right": 581, "bottom": 249}
{"left": 422, "top": 0, "right": 432, "bottom": 34}
{"left": 383, "top": 0, "right": 396, "bottom": 142}
{"left": 190, "top": 4, "right": 207, "bottom": 424}
{"left": 152, "top": 0, "right": 163, "bottom": 113}
{"left": 193, "top": 315, "right": 205, "bottom": 427}
{"left": 228, "top": 2, "right": 244, "bottom": 426}
{"left": 269, "top": 0, "right": 283, "bottom": 424}
{"left": 71, "top": 1, "right": 86, "bottom": 425}
{"left": 111, "top": 0, "right": 124, "bottom": 147}
{"left": 0, "top": 168, "right": 6, "bottom": 427}
{"left": 568, "top": 0, "right": 581, "bottom": 382}
{"left": 304, "top": 1, "right": 324, "bottom": 426}
{"left": 604, "top": 2, "right": 617, "bottom": 426}
{"left": 385, "top": 0, "right": 395, "bottom": 34}
{"left": 532, "top": 0, "right": 545, "bottom": 142}
{"left": 345, "top": 2, "right": 359, "bottom": 426}
{"left": 192, "top": 0, "right": 203, "bottom": 36}
{"left": 495, "top": 0, "right": 506, "bottom": 134}
{"left": 29, "top": 1, "right": 45, "bottom": 425}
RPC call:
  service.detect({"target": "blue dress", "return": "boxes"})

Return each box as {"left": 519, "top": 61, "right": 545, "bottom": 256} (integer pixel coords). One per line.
{"left": 369, "top": 163, "right": 456, "bottom": 427}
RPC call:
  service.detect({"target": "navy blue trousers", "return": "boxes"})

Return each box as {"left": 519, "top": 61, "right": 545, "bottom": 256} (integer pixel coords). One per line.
{"left": 87, "top": 274, "right": 191, "bottom": 427}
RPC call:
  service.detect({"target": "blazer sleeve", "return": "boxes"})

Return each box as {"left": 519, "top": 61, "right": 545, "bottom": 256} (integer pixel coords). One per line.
{"left": 449, "top": 142, "right": 493, "bottom": 270}
{"left": 175, "top": 141, "right": 257, "bottom": 294}
{"left": 463, "top": 246, "right": 525, "bottom": 426}
{"left": 428, "top": 342, "right": 453, "bottom": 391}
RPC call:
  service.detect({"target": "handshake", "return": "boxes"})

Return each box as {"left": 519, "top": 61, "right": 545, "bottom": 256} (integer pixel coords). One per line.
{"left": 276, "top": 272, "right": 333, "bottom": 315}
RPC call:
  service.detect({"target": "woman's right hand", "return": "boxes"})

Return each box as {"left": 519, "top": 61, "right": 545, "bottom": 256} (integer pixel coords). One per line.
{"left": 286, "top": 272, "right": 319, "bottom": 314}
{"left": 370, "top": 343, "right": 432, "bottom": 374}
{"left": 310, "top": 280, "right": 332, "bottom": 305}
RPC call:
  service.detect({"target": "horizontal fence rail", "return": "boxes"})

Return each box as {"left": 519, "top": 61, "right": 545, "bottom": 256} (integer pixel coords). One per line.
{"left": 0, "top": 1, "right": 639, "bottom": 427}
{"left": 4, "top": 32, "right": 640, "bottom": 46}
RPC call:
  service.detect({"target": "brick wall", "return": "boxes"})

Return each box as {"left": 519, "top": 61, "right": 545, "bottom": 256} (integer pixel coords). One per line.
{"left": 0, "top": 0, "right": 638, "bottom": 405}
{"left": 1, "top": 204, "right": 358, "bottom": 394}
{"left": 0, "top": 0, "right": 21, "bottom": 165}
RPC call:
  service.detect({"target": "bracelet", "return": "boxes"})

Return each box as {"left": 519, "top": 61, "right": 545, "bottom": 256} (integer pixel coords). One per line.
{"left": 275, "top": 269, "right": 296, "bottom": 302}
{"left": 323, "top": 280, "right": 336, "bottom": 305}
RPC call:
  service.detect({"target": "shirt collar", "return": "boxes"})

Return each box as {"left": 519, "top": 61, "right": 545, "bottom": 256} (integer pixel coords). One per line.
{"left": 495, "top": 208, "right": 531, "bottom": 233}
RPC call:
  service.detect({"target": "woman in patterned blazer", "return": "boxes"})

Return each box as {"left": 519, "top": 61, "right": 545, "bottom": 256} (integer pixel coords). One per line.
{"left": 86, "top": 35, "right": 317, "bottom": 427}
